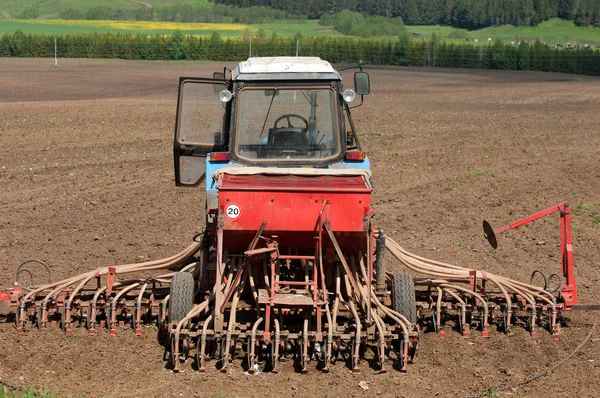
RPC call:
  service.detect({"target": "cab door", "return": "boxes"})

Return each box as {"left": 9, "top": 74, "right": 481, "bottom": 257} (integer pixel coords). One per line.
{"left": 173, "top": 77, "right": 228, "bottom": 186}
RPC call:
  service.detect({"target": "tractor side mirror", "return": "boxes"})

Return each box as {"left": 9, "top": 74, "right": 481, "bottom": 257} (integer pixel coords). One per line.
{"left": 354, "top": 72, "right": 370, "bottom": 95}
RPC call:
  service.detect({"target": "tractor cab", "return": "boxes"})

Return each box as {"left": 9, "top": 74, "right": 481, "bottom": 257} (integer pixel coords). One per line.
{"left": 173, "top": 56, "right": 370, "bottom": 192}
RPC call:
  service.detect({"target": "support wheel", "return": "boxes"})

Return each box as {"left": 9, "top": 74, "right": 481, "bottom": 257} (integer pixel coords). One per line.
{"left": 392, "top": 273, "right": 417, "bottom": 324}
{"left": 168, "top": 272, "right": 194, "bottom": 324}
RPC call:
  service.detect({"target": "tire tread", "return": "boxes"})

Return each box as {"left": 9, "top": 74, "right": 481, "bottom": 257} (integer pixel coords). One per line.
{"left": 168, "top": 272, "right": 194, "bottom": 323}
{"left": 392, "top": 273, "right": 417, "bottom": 324}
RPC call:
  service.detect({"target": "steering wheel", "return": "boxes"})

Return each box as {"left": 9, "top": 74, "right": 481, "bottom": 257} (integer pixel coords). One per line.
{"left": 274, "top": 114, "right": 309, "bottom": 131}
{"left": 268, "top": 114, "right": 310, "bottom": 158}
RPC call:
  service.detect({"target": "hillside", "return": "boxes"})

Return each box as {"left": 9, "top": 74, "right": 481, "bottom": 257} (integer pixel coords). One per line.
{"left": 0, "top": 0, "right": 210, "bottom": 19}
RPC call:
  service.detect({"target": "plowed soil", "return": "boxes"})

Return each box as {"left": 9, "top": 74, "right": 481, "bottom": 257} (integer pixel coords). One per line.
{"left": 1, "top": 58, "right": 599, "bottom": 398}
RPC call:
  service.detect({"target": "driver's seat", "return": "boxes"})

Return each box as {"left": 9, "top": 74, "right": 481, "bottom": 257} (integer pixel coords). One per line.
{"left": 266, "top": 127, "right": 309, "bottom": 157}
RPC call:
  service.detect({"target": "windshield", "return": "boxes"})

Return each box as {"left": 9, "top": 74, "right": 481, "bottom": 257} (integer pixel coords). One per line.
{"left": 235, "top": 87, "right": 340, "bottom": 162}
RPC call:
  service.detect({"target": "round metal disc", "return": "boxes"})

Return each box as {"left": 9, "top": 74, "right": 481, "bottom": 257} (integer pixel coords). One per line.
{"left": 483, "top": 220, "right": 498, "bottom": 249}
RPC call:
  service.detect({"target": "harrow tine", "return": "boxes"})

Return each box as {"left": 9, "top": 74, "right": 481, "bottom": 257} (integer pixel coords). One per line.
{"left": 347, "top": 301, "right": 361, "bottom": 372}
{"left": 221, "top": 263, "right": 243, "bottom": 373}
{"left": 442, "top": 288, "right": 468, "bottom": 338}
{"left": 88, "top": 286, "right": 107, "bottom": 335}
{"left": 436, "top": 287, "right": 445, "bottom": 339}
{"left": 439, "top": 284, "right": 489, "bottom": 337}
{"left": 322, "top": 306, "right": 333, "bottom": 373}
{"left": 372, "top": 311, "right": 387, "bottom": 373}
{"left": 272, "top": 318, "right": 280, "bottom": 374}
{"left": 300, "top": 310, "right": 309, "bottom": 374}
{"left": 248, "top": 316, "right": 263, "bottom": 374}
{"left": 197, "top": 314, "right": 213, "bottom": 373}
{"left": 134, "top": 283, "right": 149, "bottom": 336}
{"left": 109, "top": 282, "right": 140, "bottom": 335}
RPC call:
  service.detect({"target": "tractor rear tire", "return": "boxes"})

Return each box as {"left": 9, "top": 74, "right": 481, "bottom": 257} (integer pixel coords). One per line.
{"left": 168, "top": 272, "right": 194, "bottom": 324}
{"left": 392, "top": 273, "right": 417, "bottom": 324}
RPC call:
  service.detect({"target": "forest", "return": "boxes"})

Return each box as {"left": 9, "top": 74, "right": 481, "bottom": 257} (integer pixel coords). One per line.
{"left": 214, "top": 0, "right": 600, "bottom": 28}
{"left": 56, "top": 4, "right": 295, "bottom": 25}
{"left": 9, "top": 0, "right": 596, "bottom": 28}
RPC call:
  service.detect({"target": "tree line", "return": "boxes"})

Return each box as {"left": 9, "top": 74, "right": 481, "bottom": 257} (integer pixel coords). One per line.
{"left": 319, "top": 10, "right": 406, "bottom": 37}
{"left": 57, "top": 4, "right": 300, "bottom": 24}
{"left": 2, "top": 30, "right": 599, "bottom": 76}
{"left": 15, "top": 0, "right": 599, "bottom": 29}
{"left": 215, "top": 0, "right": 600, "bottom": 28}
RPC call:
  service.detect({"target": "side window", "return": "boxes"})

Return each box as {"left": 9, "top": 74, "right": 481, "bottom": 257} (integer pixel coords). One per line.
{"left": 177, "top": 79, "right": 226, "bottom": 145}
{"left": 174, "top": 78, "right": 227, "bottom": 186}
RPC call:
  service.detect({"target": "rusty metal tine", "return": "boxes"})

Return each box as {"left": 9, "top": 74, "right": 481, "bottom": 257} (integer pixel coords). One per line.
{"left": 323, "top": 220, "right": 362, "bottom": 299}
{"left": 272, "top": 317, "right": 280, "bottom": 374}
{"left": 244, "top": 247, "right": 277, "bottom": 256}
{"left": 436, "top": 287, "right": 444, "bottom": 338}
{"left": 88, "top": 286, "right": 107, "bottom": 335}
{"left": 221, "top": 261, "right": 246, "bottom": 310}
{"left": 135, "top": 283, "right": 149, "bottom": 336}
{"left": 301, "top": 309, "right": 309, "bottom": 374}
{"left": 348, "top": 301, "right": 361, "bottom": 372}
{"left": 248, "top": 317, "right": 263, "bottom": 374}
{"left": 198, "top": 314, "right": 213, "bottom": 373}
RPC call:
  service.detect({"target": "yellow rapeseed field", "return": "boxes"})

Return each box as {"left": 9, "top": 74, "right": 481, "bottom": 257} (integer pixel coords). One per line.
{"left": 17, "top": 19, "right": 248, "bottom": 33}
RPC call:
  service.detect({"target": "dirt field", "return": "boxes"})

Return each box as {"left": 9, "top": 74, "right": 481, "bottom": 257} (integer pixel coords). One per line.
{"left": 1, "top": 58, "right": 599, "bottom": 398}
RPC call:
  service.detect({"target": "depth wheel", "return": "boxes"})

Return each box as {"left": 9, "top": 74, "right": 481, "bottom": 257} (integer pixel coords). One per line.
{"left": 168, "top": 272, "right": 194, "bottom": 324}
{"left": 392, "top": 273, "right": 417, "bottom": 324}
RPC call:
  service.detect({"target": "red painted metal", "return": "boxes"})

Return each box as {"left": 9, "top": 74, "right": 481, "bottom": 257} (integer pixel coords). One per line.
{"left": 492, "top": 202, "right": 578, "bottom": 309}
{"left": 107, "top": 267, "right": 116, "bottom": 297}
{"left": 219, "top": 174, "right": 370, "bottom": 192}
{"left": 0, "top": 285, "right": 22, "bottom": 305}
{"left": 218, "top": 174, "right": 371, "bottom": 237}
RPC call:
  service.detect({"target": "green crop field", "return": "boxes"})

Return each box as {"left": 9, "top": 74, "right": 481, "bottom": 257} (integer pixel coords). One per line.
{"left": 408, "top": 19, "right": 600, "bottom": 46}
{"left": 0, "top": 19, "right": 340, "bottom": 38}
{"left": 1, "top": 0, "right": 598, "bottom": 46}
{"left": 0, "top": 19, "right": 251, "bottom": 36}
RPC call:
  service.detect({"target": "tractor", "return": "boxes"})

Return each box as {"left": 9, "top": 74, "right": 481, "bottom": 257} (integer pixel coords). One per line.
{"left": 169, "top": 56, "right": 415, "bottom": 373}
{"left": 7, "top": 57, "right": 585, "bottom": 375}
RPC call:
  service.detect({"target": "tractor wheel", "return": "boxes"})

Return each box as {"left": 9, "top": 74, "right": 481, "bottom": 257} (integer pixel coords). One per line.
{"left": 168, "top": 272, "right": 194, "bottom": 324}
{"left": 392, "top": 273, "right": 417, "bottom": 324}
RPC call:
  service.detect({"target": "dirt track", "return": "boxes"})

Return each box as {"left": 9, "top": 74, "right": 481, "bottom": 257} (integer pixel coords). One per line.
{"left": 0, "top": 58, "right": 599, "bottom": 397}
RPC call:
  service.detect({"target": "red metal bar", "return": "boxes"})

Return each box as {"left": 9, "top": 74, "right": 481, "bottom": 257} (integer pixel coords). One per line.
{"left": 214, "top": 216, "right": 225, "bottom": 333}
{"left": 313, "top": 238, "right": 318, "bottom": 306}
{"left": 0, "top": 290, "right": 10, "bottom": 302}
{"left": 107, "top": 267, "right": 116, "bottom": 297}
{"left": 494, "top": 202, "right": 566, "bottom": 234}
{"left": 367, "top": 226, "right": 372, "bottom": 323}
{"left": 561, "top": 205, "right": 578, "bottom": 309}
{"left": 493, "top": 202, "right": 578, "bottom": 309}
{"left": 218, "top": 174, "right": 371, "bottom": 193}
{"left": 274, "top": 281, "right": 315, "bottom": 287}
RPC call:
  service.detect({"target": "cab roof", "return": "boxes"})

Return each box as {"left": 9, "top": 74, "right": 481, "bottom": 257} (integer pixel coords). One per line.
{"left": 232, "top": 56, "right": 341, "bottom": 82}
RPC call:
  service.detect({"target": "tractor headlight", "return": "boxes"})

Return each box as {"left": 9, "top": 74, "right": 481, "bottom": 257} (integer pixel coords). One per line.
{"left": 342, "top": 89, "right": 357, "bottom": 103}
{"left": 218, "top": 89, "right": 234, "bottom": 103}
